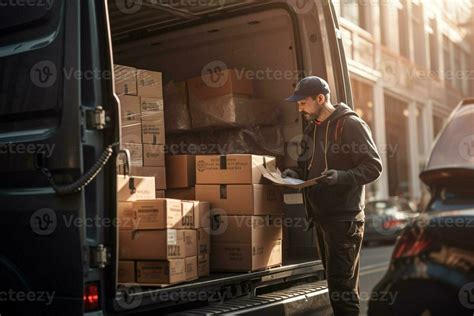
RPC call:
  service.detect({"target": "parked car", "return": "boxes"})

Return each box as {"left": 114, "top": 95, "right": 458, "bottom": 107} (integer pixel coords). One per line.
{"left": 364, "top": 197, "right": 418, "bottom": 245}
{"left": 368, "top": 99, "right": 474, "bottom": 316}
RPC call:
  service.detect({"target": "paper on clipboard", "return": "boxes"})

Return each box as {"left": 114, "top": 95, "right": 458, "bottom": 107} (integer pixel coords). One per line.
{"left": 257, "top": 165, "right": 328, "bottom": 189}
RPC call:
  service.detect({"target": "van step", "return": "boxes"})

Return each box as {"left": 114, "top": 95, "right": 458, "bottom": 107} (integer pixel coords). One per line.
{"left": 170, "top": 280, "right": 330, "bottom": 315}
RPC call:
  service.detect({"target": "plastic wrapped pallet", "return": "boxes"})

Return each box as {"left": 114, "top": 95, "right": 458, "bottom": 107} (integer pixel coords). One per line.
{"left": 163, "top": 81, "right": 192, "bottom": 133}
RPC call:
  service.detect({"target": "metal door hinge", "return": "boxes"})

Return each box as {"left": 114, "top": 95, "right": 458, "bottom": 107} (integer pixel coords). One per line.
{"left": 91, "top": 244, "right": 110, "bottom": 268}
{"left": 86, "top": 106, "right": 106, "bottom": 130}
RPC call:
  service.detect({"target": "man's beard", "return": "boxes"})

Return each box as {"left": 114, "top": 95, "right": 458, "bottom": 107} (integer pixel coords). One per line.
{"left": 302, "top": 107, "right": 322, "bottom": 121}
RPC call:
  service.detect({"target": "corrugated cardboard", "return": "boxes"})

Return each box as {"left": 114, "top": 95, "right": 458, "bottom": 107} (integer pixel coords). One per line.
{"left": 211, "top": 240, "right": 282, "bottom": 272}
{"left": 165, "top": 155, "right": 196, "bottom": 189}
{"left": 122, "top": 123, "right": 142, "bottom": 144}
{"left": 165, "top": 188, "right": 195, "bottom": 201}
{"left": 114, "top": 65, "right": 137, "bottom": 96}
{"left": 120, "top": 143, "right": 143, "bottom": 167}
{"left": 124, "top": 166, "right": 166, "bottom": 190}
{"left": 163, "top": 81, "right": 192, "bottom": 133}
{"left": 198, "top": 254, "right": 210, "bottom": 277}
{"left": 185, "top": 256, "right": 198, "bottom": 281}
{"left": 191, "top": 201, "right": 210, "bottom": 229}
{"left": 119, "top": 229, "right": 185, "bottom": 260}
{"left": 132, "top": 199, "right": 183, "bottom": 229}
{"left": 137, "top": 70, "right": 163, "bottom": 98}
{"left": 187, "top": 69, "right": 254, "bottom": 101}
{"left": 195, "top": 184, "right": 283, "bottom": 216}
{"left": 181, "top": 201, "right": 194, "bottom": 229}
{"left": 140, "top": 97, "right": 164, "bottom": 117}
{"left": 136, "top": 259, "right": 185, "bottom": 285}
{"left": 183, "top": 229, "right": 197, "bottom": 257}
{"left": 119, "top": 95, "right": 141, "bottom": 123}
{"left": 118, "top": 261, "right": 136, "bottom": 283}
{"left": 143, "top": 144, "right": 165, "bottom": 167}
{"left": 156, "top": 190, "right": 165, "bottom": 198}
{"left": 117, "top": 176, "right": 155, "bottom": 202}
{"left": 197, "top": 228, "right": 210, "bottom": 255}
{"left": 141, "top": 112, "right": 165, "bottom": 145}
{"left": 118, "top": 202, "right": 134, "bottom": 230}
{"left": 211, "top": 215, "right": 283, "bottom": 244}
{"left": 195, "top": 155, "right": 275, "bottom": 184}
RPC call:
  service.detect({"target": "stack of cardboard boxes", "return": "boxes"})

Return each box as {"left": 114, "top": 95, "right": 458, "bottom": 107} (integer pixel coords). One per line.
{"left": 115, "top": 65, "right": 166, "bottom": 198}
{"left": 195, "top": 154, "right": 284, "bottom": 272}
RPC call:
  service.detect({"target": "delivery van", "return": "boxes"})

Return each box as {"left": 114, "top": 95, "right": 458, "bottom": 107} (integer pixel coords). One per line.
{"left": 0, "top": 0, "right": 352, "bottom": 314}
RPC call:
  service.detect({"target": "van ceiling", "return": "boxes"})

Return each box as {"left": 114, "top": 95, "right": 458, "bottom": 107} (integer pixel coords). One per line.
{"left": 108, "top": 0, "right": 271, "bottom": 42}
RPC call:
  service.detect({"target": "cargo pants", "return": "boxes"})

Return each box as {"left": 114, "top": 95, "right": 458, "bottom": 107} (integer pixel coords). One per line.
{"left": 314, "top": 220, "right": 365, "bottom": 316}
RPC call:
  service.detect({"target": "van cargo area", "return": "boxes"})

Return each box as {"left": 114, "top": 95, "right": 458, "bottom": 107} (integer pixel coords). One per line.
{"left": 109, "top": 1, "right": 327, "bottom": 313}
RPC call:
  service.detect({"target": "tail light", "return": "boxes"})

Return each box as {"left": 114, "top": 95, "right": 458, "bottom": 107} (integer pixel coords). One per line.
{"left": 392, "top": 229, "right": 433, "bottom": 259}
{"left": 84, "top": 282, "right": 100, "bottom": 312}
{"left": 383, "top": 219, "right": 403, "bottom": 229}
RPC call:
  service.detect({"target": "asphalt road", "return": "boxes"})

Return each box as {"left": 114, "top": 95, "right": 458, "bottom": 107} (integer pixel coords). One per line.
{"left": 359, "top": 243, "right": 396, "bottom": 315}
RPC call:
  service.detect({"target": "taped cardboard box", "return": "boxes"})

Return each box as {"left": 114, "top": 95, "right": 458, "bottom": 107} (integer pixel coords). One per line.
{"left": 141, "top": 112, "right": 165, "bottom": 145}
{"left": 195, "top": 184, "right": 283, "bottom": 216}
{"left": 114, "top": 65, "right": 137, "bottom": 96}
{"left": 119, "top": 166, "right": 166, "bottom": 190}
{"left": 211, "top": 215, "right": 283, "bottom": 244}
{"left": 185, "top": 256, "right": 198, "bottom": 281}
{"left": 166, "top": 188, "right": 195, "bottom": 201}
{"left": 122, "top": 123, "right": 142, "bottom": 144}
{"left": 211, "top": 240, "right": 282, "bottom": 272}
{"left": 195, "top": 154, "right": 275, "bottom": 184}
{"left": 140, "top": 97, "right": 164, "bottom": 117}
{"left": 198, "top": 254, "right": 210, "bottom": 277}
{"left": 132, "top": 199, "right": 182, "bottom": 229}
{"left": 192, "top": 201, "right": 210, "bottom": 229}
{"left": 137, "top": 70, "right": 163, "bottom": 98}
{"left": 117, "top": 176, "right": 155, "bottom": 202}
{"left": 119, "top": 229, "right": 185, "bottom": 260}
{"left": 143, "top": 144, "right": 165, "bottom": 167}
{"left": 181, "top": 201, "right": 194, "bottom": 229}
{"left": 136, "top": 259, "right": 185, "bottom": 285}
{"left": 120, "top": 143, "right": 143, "bottom": 167}
{"left": 183, "top": 229, "right": 198, "bottom": 257}
{"left": 163, "top": 81, "right": 192, "bottom": 133}
{"left": 165, "top": 155, "right": 196, "bottom": 189}
{"left": 119, "top": 95, "right": 141, "bottom": 123}
{"left": 118, "top": 261, "right": 136, "bottom": 283}
{"left": 118, "top": 202, "right": 134, "bottom": 230}
{"left": 197, "top": 228, "right": 210, "bottom": 255}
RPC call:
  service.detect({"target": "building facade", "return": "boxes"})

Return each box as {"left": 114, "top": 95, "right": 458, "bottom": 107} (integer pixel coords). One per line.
{"left": 335, "top": 0, "right": 474, "bottom": 202}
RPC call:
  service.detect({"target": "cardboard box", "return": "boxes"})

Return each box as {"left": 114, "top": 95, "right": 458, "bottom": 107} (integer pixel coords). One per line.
{"left": 140, "top": 97, "right": 164, "bottom": 117}
{"left": 119, "top": 229, "right": 186, "bottom": 260}
{"left": 181, "top": 201, "right": 194, "bottom": 229}
{"left": 185, "top": 256, "right": 198, "bottom": 281}
{"left": 136, "top": 259, "right": 185, "bottom": 285}
{"left": 132, "top": 199, "right": 183, "bottom": 229}
{"left": 120, "top": 143, "right": 143, "bottom": 167}
{"left": 126, "top": 166, "right": 166, "bottom": 190}
{"left": 211, "top": 215, "right": 283, "bottom": 244}
{"left": 166, "top": 188, "right": 195, "bottom": 201}
{"left": 197, "top": 228, "right": 210, "bottom": 255}
{"left": 122, "top": 123, "right": 142, "bottom": 144}
{"left": 163, "top": 81, "right": 192, "bottom": 133}
{"left": 119, "top": 95, "right": 141, "bottom": 123}
{"left": 195, "top": 184, "right": 283, "bottom": 216}
{"left": 211, "top": 240, "right": 282, "bottom": 272}
{"left": 114, "top": 65, "right": 137, "bottom": 96}
{"left": 183, "top": 229, "right": 197, "bottom": 257}
{"left": 141, "top": 112, "right": 165, "bottom": 145}
{"left": 118, "top": 261, "right": 136, "bottom": 283}
{"left": 143, "top": 144, "right": 165, "bottom": 167}
{"left": 156, "top": 190, "right": 165, "bottom": 198}
{"left": 117, "top": 176, "right": 155, "bottom": 202}
{"left": 166, "top": 155, "right": 196, "bottom": 189}
{"left": 195, "top": 155, "right": 275, "bottom": 184}
{"left": 137, "top": 70, "right": 163, "bottom": 98}
{"left": 198, "top": 254, "right": 210, "bottom": 277}
{"left": 118, "top": 202, "right": 134, "bottom": 230}
{"left": 191, "top": 201, "right": 210, "bottom": 229}
{"left": 187, "top": 69, "right": 254, "bottom": 101}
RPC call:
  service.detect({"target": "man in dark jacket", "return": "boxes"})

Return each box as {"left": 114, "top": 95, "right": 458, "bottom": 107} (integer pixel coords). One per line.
{"left": 284, "top": 76, "right": 382, "bottom": 316}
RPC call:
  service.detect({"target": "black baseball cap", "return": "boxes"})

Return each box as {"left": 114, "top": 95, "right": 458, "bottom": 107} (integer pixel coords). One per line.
{"left": 285, "top": 76, "right": 331, "bottom": 102}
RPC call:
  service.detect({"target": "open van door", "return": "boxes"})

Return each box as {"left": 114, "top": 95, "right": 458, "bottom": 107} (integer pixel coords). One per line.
{"left": 0, "top": 1, "right": 118, "bottom": 314}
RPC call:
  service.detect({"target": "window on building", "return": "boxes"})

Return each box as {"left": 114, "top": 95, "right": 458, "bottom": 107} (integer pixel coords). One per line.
{"left": 412, "top": 2, "right": 426, "bottom": 66}
{"left": 340, "top": 0, "right": 370, "bottom": 31}
{"left": 428, "top": 18, "right": 439, "bottom": 75}
{"left": 385, "top": 95, "right": 411, "bottom": 199}
{"left": 379, "top": 0, "right": 388, "bottom": 46}
{"left": 398, "top": 0, "right": 410, "bottom": 59}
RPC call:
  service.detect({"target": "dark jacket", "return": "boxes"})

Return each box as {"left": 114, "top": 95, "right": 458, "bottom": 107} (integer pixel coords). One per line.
{"left": 297, "top": 103, "right": 382, "bottom": 224}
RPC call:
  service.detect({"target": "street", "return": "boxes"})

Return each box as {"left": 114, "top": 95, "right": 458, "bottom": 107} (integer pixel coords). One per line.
{"left": 359, "top": 244, "right": 396, "bottom": 315}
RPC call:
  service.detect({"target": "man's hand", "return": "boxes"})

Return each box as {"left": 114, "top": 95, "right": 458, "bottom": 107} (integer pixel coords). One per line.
{"left": 319, "top": 169, "right": 339, "bottom": 185}
{"left": 282, "top": 169, "right": 300, "bottom": 179}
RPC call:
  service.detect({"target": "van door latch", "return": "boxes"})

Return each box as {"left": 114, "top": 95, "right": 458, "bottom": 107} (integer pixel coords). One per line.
{"left": 86, "top": 106, "right": 106, "bottom": 130}
{"left": 91, "top": 244, "right": 110, "bottom": 268}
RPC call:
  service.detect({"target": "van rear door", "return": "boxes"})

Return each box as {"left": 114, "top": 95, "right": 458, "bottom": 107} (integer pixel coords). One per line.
{"left": 0, "top": 1, "right": 117, "bottom": 314}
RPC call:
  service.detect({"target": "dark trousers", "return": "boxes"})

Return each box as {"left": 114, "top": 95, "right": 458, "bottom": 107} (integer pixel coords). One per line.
{"left": 315, "top": 220, "right": 365, "bottom": 316}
